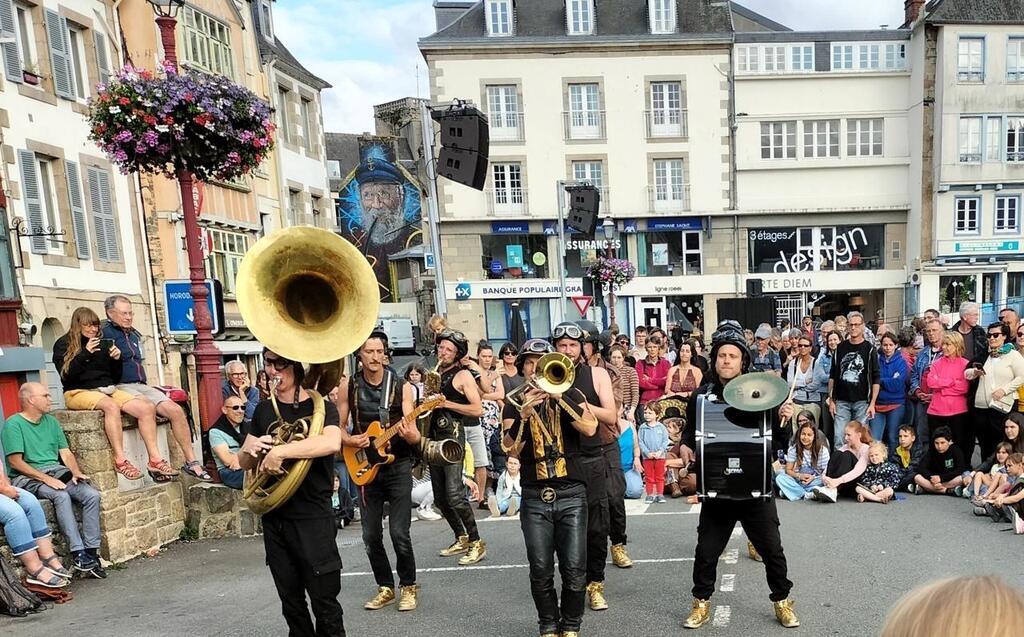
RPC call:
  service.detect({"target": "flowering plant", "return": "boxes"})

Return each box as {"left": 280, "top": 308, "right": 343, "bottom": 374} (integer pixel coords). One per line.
{"left": 586, "top": 257, "right": 636, "bottom": 289}
{"left": 87, "top": 64, "right": 275, "bottom": 181}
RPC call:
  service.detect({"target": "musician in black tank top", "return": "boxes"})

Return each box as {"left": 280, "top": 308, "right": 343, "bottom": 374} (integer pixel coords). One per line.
{"left": 337, "top": 334, "right": 420, "bottom": 611}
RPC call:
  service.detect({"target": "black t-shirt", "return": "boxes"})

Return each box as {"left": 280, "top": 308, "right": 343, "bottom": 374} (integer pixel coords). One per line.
{"left": 250, "top": 396, "right": 341, "bottom": 520}
{"left": 830, "top": 340, "right": 879, "bottom": 403}
{"left": 351, "top": 373, "right": 413, "bottom": 460}
{"left": 922, "top": 444, "right": 967, "bottom": 482}
{"left": 502, "top": 400, "right": 585, "bottom": 489}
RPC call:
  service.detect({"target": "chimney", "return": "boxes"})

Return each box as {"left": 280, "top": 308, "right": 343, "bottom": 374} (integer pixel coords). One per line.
{"left": 904, "top": 0, "right": 925, "bottom": 26}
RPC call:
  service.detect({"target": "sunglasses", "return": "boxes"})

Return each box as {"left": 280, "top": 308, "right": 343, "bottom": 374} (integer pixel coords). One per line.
{"left": 988, "top": 333, "right": 1004, "bottom": 339}
{"left": 264, "top": 356, "right": 294, "bottom": 371}
{"left": 799, "top": 343, "right": 812, "bottom": 348}
{"left": 552, "top": 324, "right": 584, "bottom": 340}
{"left": 226, "top": 405, "right": 245, "bottom": 411}
{"left": 501, "top": 350, "right": 517, "bottom": 357}
{"left": 1017, "top": 331, "right": 1024, "bottom": 338}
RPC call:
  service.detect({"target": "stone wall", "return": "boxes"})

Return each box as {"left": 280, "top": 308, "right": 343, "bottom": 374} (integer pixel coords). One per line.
{"left": 185, "top": 483, "right": 262, "bottom": 540}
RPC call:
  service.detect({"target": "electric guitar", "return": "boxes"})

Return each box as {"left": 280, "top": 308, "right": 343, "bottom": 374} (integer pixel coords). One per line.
{"left": 343, "top": 396, "right": 446, "bottom": 486}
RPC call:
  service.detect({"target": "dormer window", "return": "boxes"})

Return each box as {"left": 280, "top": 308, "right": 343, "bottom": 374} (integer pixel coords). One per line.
{"left": 649, "top": 0, "right": 677, "bottom": 34}
{"left": 486, "top": 0, "right": 513, "bottom": 37}
{"left": 259, "top": 0, "right": 273, "bottom": 41}
{"left": 567, "top": 0, "right": 594, "bottom": 36}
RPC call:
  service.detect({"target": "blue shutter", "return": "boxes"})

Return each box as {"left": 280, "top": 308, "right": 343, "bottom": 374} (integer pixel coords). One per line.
{"left": 44, "top": 9, "right": 73, "bottom": 99}
{"left": 0, "top": 0, "right": 22, "bottom": 84}
{"left": 64, "top": 160, "right": 90, "bottom": 259}
{"left": 16, "top": 149, "right": 47, "bottom": 254}
{"left": 94, "top": 31, "right": 111, "bottom": 86}
{"left": 86, "top": 166, "right": 120, "bottom": 262}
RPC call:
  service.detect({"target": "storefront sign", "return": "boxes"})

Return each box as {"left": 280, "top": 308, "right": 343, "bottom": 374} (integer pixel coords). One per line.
{"left": 505, "top": 245, "right": 524, "bottom": 268}
{"left": 564, "top": 238, "right": 622, "bottom": 251}
{"left": 448, "top": 279, "right": 584, "bottom": 300}
{"left": 489, "top": 260, "right": 504, "bottom": 275}
{"left": 648, "top": 217, "right": 702, "bottom": 231}
{"left": 623, "top": 219, "right": 638, "bottom": 234}
{"left": 652, "top": 243, "right": 669, "bottom": 266}
{"left": 760, "top": 227, "right": 870, "bottom": 273}
{"left": 492, "top": 221, "right": 529, "bottom": 235}
{"left": 543, "top": 221, "right": 579, "bottom": 236}
{"left": 762, "top": 277, "right": 814, "bottom": 291}
{"left": 937, "top": 239, "right": 1022, "bottom": 255}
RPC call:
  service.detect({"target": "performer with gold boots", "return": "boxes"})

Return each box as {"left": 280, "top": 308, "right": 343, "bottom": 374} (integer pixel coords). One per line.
{"left": 551, "top": 323, "right": 619, "bottom": 612}
{"left": 503, "top": 337, "right": 599, "bottom": 637}
{"left": 337, "top": 332, "right": 421, "bottom": 612}
{"left": 681, "top": 320, "right": 798, "bottom": 629}
{"left": 430, "top": 329, "right": 487, "bottom": 564}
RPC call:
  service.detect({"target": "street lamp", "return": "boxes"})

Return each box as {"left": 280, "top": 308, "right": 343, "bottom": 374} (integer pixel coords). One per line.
{"left": 601, "top": 216, "right": 619, "bottom": 333}
{"left": 146, "top": 0, "right": 223, "bottom": 442}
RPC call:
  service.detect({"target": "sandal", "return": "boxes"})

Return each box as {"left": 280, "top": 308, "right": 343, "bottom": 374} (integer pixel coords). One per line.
{"left": 147, "top": 459, "right": 180, "bottom": 482}
{"left": 181, "top": 461, "right": 212, "bottom": 482}
{"left": 27, "top": 566, "right": 68, "bottom": 588}
{"left": 115, "top": 459, "right": 143, "bottom": 480}
{"left": 41, "top": 555, "right": 71, "bottom": 579}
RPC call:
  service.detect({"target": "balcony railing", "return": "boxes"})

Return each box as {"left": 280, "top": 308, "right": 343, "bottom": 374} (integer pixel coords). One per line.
{"left": 486, "top": 188, "right": 529, "bottom": 216}
{"left": 647, "top": 184, "right": 691, "bottom": 213}
{"left": 488, "top": 112, "right": 526, "bottom": 143}
{"left": 562, "top": 110, "right": 606, "bottom": 141}
{"left": 645, "top": 109, "right": 689, "bottom": 139}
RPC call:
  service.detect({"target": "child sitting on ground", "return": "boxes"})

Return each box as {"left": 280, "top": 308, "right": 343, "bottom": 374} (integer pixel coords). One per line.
{"left": 979, "top": 453, "right": 1024, "bottom": 534}
{"left": 856, "top": 442, "right": 903, "bottom": 503}
{"left": 913, "top": 426, "right": 969, "bottom": 495}
{"left": 889, "top": 425, "right": 923, "bottom": 493}
{"left": 638, "top": 403, "right": 670, "bottom": 504}
{"left": 968, "top": 442, "right": 1011, "bottom": 504}
{"left": 775, "top": 418, "right": 830, "bottom": 501}
{"left": 486, "top": 456, "right": 522, "bottom": 517}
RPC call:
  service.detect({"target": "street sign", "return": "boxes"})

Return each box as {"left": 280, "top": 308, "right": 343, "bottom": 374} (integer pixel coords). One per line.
{"left": 424, "top": 252, "right": 436, "bottom": 270}
{"left": 571, "top": 296, "right": 593, "bottom": 317}
{"left": 489, "top": 260, "right": 504, "bottom": 275}
{"left": 163, "top": 279, "right": 225, "bottom": 335}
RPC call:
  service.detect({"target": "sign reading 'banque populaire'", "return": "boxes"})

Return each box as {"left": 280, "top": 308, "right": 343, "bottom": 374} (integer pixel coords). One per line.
{"left": 448, "top": 280, "right": 584, "bottom": 300}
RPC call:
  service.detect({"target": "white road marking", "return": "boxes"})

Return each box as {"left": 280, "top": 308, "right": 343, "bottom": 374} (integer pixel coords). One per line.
{"left": 339, "top": 557, "right": 698, "bottom": 578}
{"left": 731, "top": 526, "right": 742, "bottom": 539}
{"left": 720, "top": 573, "right": 736, "bottom": 592}
{"left": 712, "top": 605, "right": 732, "bottom": 627}
{"left": 723, "top": 548, "right": 739, "bottom": 564}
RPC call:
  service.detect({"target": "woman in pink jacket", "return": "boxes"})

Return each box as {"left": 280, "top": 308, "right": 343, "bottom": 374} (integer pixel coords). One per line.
{"left": 636, "top": 335, "right": 671, "bottom": 403}
{"left": 921, "top": 331, "right": 970, "bottom": 449}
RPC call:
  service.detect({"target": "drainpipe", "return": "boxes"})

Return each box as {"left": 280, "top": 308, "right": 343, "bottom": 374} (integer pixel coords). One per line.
{"left": 728, "top": 46, "right": 741, "bottom": 297}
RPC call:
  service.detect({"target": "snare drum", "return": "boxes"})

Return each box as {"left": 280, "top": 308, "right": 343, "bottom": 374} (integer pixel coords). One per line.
{"left": 695, "top": 394, "right": 772, "bottom": 500}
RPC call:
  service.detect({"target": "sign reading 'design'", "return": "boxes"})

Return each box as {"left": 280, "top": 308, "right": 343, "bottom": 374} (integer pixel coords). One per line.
{"left": 163, "top": 279, "right": 225, "bottom": 335}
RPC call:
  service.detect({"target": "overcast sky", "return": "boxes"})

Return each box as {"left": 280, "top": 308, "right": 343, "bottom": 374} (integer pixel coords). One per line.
{"left": 276, "top": 0, "right": 908, "bottom": 134}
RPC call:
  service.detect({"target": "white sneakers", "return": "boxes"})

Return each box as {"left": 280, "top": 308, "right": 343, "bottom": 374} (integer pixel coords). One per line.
{"left": 417, "top": 505, "right": 442, "bottom": 521}
{"left": 810, "top": 486, "right": 838, "bottom": 503}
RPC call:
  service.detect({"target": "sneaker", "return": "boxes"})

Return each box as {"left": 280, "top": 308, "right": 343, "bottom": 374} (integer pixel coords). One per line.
{"left": 683, "top": 598, "right": 712, "bottom": 629}
{"left": 774, "top": 598, "right": 800, "bottom": 628}
{"left": 906, "top": 484, "right": 918, "bottom": 495}
{"left": 439, "top": 535, "right": 469, "bottom": 557}
{"left": 486, "top": 495, "right": 501, "bottom": 517}
{"left": 586, "top": 581, "right": 609, "bottom": 611}
{"left": 985, "top": 503, "right": 1004, "bottom": 523}
{"left": 1009, "top": 507, "right": 1024, "bottom": 535}
{"left": 610, "top": 544, "right": 633, "bottom": 568}
{"left": 953, "top": 485, "right": 964, "bottom": 497}
{"left": 507, "top": 498, "right": 519, "bottom": 516}
{"left": 417, "top": 506, "right": 442, "bottom": 521}
{"left": 803, "top": 492, "right": 816, "bottom": 500}
{"left": 364, "top": 586, "right": 395, "bottom": 610}
{"left": 811, "top": 486, "right": 837, "bottom": 503}
{"left": 655, "top": 495, "right": 667, "bottom": 503}
{"left": 974, "top": 505, "right": 989, "bottom": 517}
{"left": 458, "top": 539, "right": 486, "bottom": 565}
{"left": 352, "top": 507, "right": 361, "bottom": 522}
{"left": 397, "top": 584, "right": 418, "bottom": 611}
{"left": 644, "top": 495, "right": 655, "bottom": 504}
{"left": 72, "top": 551, "right": 98, "bottom": 573}
{"left": 88, "top": 562, "right": 108, "bottom": 579}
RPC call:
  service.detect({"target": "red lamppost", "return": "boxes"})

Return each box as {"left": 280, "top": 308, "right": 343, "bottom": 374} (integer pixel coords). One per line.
{"left": 148, "top": 0, "right": 222, "bottom": 434}
{"left": 601, "top": 216, "right": 619, "bottom": 333}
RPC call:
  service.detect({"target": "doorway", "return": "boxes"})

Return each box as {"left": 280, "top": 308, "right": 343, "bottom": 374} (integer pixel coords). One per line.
{"left": 636, "top": 296, "right": 665, "bottom": 330}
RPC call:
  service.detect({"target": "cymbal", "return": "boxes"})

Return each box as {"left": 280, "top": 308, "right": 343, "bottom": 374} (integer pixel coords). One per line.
{"left": 722, "top": 372, "right": 790, "bottom": 412}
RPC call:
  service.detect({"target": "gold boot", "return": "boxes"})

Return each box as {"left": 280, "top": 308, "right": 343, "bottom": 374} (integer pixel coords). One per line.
{"left": 398, "top": 584, "right": 418, "bottom": 611}
{"left": 774, "top": 598, "right": 800, "bottom": 628}
{"left": 458, "top": 539, "right": 487, "bottom": 565}
{"left": 439, "top": 535, "right": 469, "bottom": 557}
{"left": 610, "top": 543, "right": 633, "bottom": 568}
{"left": 561, "top": 632, "right": 580, "bottom": 637}
{"left": 540, "top": 633, "right": 559, "bottom": 637}
{"left": 586, "top": 581, "right": 609, "bottom": 610}
{"left": 683, "top": 598, "right": 712, "bottom": 629}
{"left": 363, "top": 586, "right": 395, "bottom": 610}
{"left": 747, "top": 541, "right": 763, "bottom": 562}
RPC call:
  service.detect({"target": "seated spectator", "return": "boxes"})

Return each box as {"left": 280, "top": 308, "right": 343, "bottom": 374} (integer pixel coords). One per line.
{"left": 913, "top": 426, "right": 969, "bottom": 495}
{"left": 102, "top": 295, "right": 210, "bottom": 482}
{"left": 254, "top": 370, "right": 272, "bottom": 401}
{"left": 2, "top": 383, "right": 105, "bottom": 578}
{"left": 809, "top": 421, "right": 871, "bottom": 503}
{"left": 881, "top": 576, "right": 1024, "bottom": 637}
{"left": 209, "top": 395, "right": 247, "bottom": 489}
{"left": 967, "top": 441, "right": 1011, "bottom": 503}
{"left": 978, "top": 452, "right": 1024, "bottom": 533}
{"left": 775, "top": 415, "right": 830, "bottom": 501}
{"left": 0, "top": 463, "right": 69, "bottom": 588}
{"left": 53, "top": 306, "right": 154, "bottom": 481}
{"left": 890, "top": 425, "right": 923, "bottom": 493}
{"left": 855, "top": 442, "right": 902, "bottom": 503}
{"left": 486, "top": 456, "right": 521, "bottom": 517}
{"left": 222, "top": 361, "right": 260, "bottom": 424}
{"left": 411, "top": 466, "right": 441, "bottom": 521}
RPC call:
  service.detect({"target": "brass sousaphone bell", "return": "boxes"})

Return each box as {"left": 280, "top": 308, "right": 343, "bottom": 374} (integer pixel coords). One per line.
{"left": 236, "top": 227, "right": 380, "bottom": 515}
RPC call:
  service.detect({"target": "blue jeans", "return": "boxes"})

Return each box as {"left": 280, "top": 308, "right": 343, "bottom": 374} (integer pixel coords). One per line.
{"left": 870, "top": 404, "right": 906, "bottom": 454}
{"left": 0, "top": 488, "right": 51, "bottom": 556}
{"left": 913, "top": 399, "right": 930, "bottom": 449}
{"left": 833, "top": 400, "right": 869, "bottom": 449}
{"left": 774, "top": 473, "right": 822, "bottom": 501}
{"left": 219, "top": 467, "right": 244, "bottom": 490}
{"left": 14, "top": 466, "right": 101, "bottom": 552}
{"left": 497, "top": 494, "right": 521, "bottom": 513}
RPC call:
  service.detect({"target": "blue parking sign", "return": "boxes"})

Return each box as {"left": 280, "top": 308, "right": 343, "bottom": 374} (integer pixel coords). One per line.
{"left": 163, "top": 279, "right": 224, "bottom": 335}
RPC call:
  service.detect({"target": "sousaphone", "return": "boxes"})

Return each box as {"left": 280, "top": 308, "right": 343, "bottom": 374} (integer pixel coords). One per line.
{"left": 236, "top": 227, "right": 380, "bottom": 515}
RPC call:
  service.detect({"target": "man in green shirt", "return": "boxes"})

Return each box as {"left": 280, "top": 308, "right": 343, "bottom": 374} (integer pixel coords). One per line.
{"left": 2, "top": 382, "right": 105, "bottom": 578}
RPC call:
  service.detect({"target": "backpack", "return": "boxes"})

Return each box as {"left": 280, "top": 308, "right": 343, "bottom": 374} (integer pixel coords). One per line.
{"left": 0, "top": 559, "right": 44, "bottom": 617}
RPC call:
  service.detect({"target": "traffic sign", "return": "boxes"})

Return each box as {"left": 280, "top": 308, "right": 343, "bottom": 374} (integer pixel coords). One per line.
{"left": 424, "top": 252, "right": 436, "bottom": 270}
{"left": 571, "top": 296, "right": 593, "bottom": 317}
{"left": 163, "top": 279, "right": 225, "bottom": 335}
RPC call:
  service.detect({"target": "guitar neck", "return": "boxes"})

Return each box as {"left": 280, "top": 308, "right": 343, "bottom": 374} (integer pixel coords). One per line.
{"left": 374, "top": 400, "right": 441, "bottom": 449}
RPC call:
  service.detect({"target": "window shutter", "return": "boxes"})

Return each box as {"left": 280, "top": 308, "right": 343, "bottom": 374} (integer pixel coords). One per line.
{"left": 64, "top": 161, "right": 91, "bottom": 259}
{"left": 16, "top": 149, "right": 47, "bottom": 254}
{"left": 44, "top": 9, "right": 73, "bottom": 99}
{"left": 0, "top": 0, "right": 22, "bottom": 84}
{"left": 94, "top": 32, "right": 111, "bottom": 85}
{"left": 87, "top": 166, "right": 120, "bottom": 262}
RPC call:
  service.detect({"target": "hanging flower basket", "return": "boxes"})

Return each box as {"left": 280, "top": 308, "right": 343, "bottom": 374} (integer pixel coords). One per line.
{"left": 586, "top": 257, "right": 636, "bottom": 290}
{"left": 87, "top": 64, "right": 275, "bottom": 182}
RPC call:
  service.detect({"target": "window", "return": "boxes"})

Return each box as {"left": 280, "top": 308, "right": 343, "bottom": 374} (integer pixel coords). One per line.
{"left": 259, "top": 0, "right": 273, "bottom": 40}
{"left": 4, "top": 2, "right": 36, "bottom": 79}
{"left": 957, "top": 37, "right": 985, "bottom": 82}
{"left": 760, "top": 121, "right": 797, "bottom": 159}
{"left": 311, "top": 194, "right": 323, "bottom": 226}
{"left": 803, "top": 120, "right": 840, "bottom": 158}
{"left": 1009, "top": 38, "right": 1024, "bottom": 81}
{"left": 884, "top": 43, "right": 907, "bottom": 70}
{"left": 486, "top": 85, "right": 521, "bottom": 141}
{"left": 300, "top": 97, "right": 313, "bottom": 152}
{"left": 288, "top": 189, "right": 304, "bottom": 225}
{"left": 35, "top": 156, "right": 62, "bottom": 254}
{"left": 567, "top": 83, "right": 602, "bottom": 139}
{"left": 847, "top": 118, "right": 883, "bottom": 157}
{"left": 649, "top": 81, "right": 684, "bottom": 137}
{"left": 66, "top": 25, "right": 87, "bottom": 99}
{"left": 737, "top": 45, "right": 759, "bottom": 72}
{"left": 486, "top": 0, "right": 512, "bottom": 36}
{"left": 206, "top": 229, "right": 250, "bottom": 296}
{"left": 485, "top": 300, "right": 551, "bottom": 341}
{"left": 891, "top": 240, "right": 902, "bottom": 261}
{"left": 327, "top": 159, "right": 341, "bottom": 180}
{"left": 954, "top": 198, "right": 981, "bottom": 235}
{"left": 652, "top": 159, "right": 686, "bottom": 212}
{"left": 482, "top": 235, "right": 549, "bottom": 279}
{"left": 986, "top": 115, "right": 1003, "bottom": 162}
{"left": 638, "top": 231, "right": 701, "bottom": 276}
{"left": 571, "top": 160, "right": 603, "bottom": 189}
{"left": 567, "top": 0, "right": 593, "bottom": 35}
{"left": 791, "top": 45, "right": 814, "bottom": 71}
{"left": 1008, "top": 117, "right": 1024, "bottom": 162}
{"left": 276, "top": 86, "right": 290, "bottom": 143}
{"left": 491, "top": 163, "right": 524, "bottom": 213}
{"left": 858, "top": 44, "right": 880, "bottom": 70}
{"left": 182, "top": 6, "right": 234, "bottom": 77}
{"left": 832, "top": 44, "right": 854, "bottom": 70}
{"left": 958, "top": 117, "right": 982, "bottom": 163}
{"left": 649, "top": 0, "right": 676, "bottom": 34}
{"left": 763, "top": 46, "right": 786, "bottom": 72}
{"left": 996, "top": 196, "right": 1021, "bottom": 233}
{"left": 748, "top": 225, "right": 885, "bottom": 273}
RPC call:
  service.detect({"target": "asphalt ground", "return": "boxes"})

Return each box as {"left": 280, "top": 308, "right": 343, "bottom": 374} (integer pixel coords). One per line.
{"left": 6, "top": 491, "right": 1023, "bottom": 637}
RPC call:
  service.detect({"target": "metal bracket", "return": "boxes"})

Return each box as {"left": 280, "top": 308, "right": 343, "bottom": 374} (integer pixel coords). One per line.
{"left": 9, "top": 217, "right": 67, "bottom": 268}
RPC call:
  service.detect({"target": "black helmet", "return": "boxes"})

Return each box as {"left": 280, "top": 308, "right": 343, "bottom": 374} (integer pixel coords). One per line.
{"left": 436, "top": 328, "right": 469, "bottom": 360}
{"left": 709, "top": 320, "right": 751, "bottom": 374}
{"left": 576, "top": 320, "right": 600, "bottom": 343}
{"left": 515, "top": 338, "right": 553, "bottom": 374}
{"left": 552, "top": 321, "right": 586, "bottom": 343}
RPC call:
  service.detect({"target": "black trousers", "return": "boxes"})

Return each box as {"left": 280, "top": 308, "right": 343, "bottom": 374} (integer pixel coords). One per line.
{"left": 360, "top": 459, "right": 416, "bottom": 588}
{"left": 430, "top": 461, "right": 480, "bottom": 542}
{"left": 521, "top": 483, "right": 588, "bottom": 634}
{"left": 691, "top": 498, "right": 792, "bottom": 602}
{"left": 603, "top": 443, "right": 627, "bottom": 546}
{"left": 979, "top": 406, "right": 1016, "bottom": 461}
{"left": 263, "top": 514, "right": 346, "bottom": 636}
{"left": 826, "top": 450, "right": 860, "bottom": 498}
{"left": 580, "top": 453, "right": 609, "bottom": 584}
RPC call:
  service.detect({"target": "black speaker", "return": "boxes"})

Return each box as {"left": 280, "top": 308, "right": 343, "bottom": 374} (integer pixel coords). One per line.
{"left": 438, "top": 147, "right": 488, "bottom": 191}
{"left": 746, "top": 279, "right": 763, "bottom": 298}
{"left": 566, "top": 186, "right": 600, "bottom": 235}
{"left": 435, "top": 107, "right": 490, "bottom": 156}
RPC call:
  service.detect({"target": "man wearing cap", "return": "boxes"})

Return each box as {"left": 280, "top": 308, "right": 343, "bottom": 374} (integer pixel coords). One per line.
{"left": 429, "top": 329, "right": 486, "bottom": 565}
{"left": 751, "top": 324, "right": 782, "bottom": 376}
{"left": 682, "top": 321, "right": 798, "bottom": 630}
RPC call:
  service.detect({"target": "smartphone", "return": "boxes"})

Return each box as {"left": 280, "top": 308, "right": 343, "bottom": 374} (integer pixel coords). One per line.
{"left": 99, "top": 338, "right": 114, "bottom": 352}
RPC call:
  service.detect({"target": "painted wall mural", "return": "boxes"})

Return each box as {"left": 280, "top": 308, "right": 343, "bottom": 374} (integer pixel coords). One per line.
{"left": 337, "top": 139, "right": 423, "bottom": 302}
